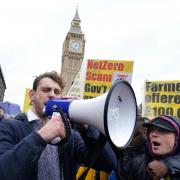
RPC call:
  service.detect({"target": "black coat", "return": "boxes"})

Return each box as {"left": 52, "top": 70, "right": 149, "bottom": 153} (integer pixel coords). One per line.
{"left": 117, "top": 146, "right": 180, "bottom": 180}
{"left": 0, "top": 113, "right": 116, "bottom": 180}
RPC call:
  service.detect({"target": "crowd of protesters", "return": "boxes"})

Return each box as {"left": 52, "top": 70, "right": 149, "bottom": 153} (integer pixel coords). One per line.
{"left": 0, "top": 70, "right": 180, "bottom": 180}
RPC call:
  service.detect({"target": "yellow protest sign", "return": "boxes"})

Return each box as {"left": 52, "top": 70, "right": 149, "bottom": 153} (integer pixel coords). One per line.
{"left": 83, "top": 59, "right": 134, "bottom": 99}
{"left": 142, "top": 80, "right": 180, "bottom": 119}
{"left": 23, "top": 88, "right": 32, "bottom": 113}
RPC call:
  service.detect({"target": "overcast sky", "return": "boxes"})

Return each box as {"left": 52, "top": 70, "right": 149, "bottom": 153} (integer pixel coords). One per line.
{"left": 0, "top": 0, "right": 180, "bottom": 109}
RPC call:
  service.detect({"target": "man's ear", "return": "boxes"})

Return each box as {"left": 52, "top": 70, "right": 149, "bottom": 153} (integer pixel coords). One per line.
{"left": 29, "top": 89, "right": 36, "bottom": 104}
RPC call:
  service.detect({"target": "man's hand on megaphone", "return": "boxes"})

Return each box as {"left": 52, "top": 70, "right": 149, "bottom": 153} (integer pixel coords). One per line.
{"left": 37, "top": 113, "right": 66, "bottom": 143}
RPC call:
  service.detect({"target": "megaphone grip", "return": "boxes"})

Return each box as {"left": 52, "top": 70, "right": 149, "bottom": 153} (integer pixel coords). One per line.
{"left": 58, "top": 108, "right": 71, "bottom": 144}
{"left": 49, "top": 108, "right": 71, "bottom": 146}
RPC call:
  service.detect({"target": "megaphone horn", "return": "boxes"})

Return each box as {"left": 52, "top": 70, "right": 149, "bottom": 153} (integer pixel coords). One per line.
{"left": 45, "top": 80, "right": 137, "bottom": 149}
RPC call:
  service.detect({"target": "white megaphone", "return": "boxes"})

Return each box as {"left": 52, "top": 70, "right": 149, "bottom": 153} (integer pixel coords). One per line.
{"left": 45, "top": 80, "right": 137, "bottom": 149}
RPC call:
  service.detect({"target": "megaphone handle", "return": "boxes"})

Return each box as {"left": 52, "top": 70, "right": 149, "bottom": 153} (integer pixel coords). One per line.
{"left": 50, "top": 108, "right": 71, "bottom": 146}
{"left": 78, "top": 133, "right": 107, "bottom": 180}
{"left": 58, "top": 108, "right": 71, "bottom": 144}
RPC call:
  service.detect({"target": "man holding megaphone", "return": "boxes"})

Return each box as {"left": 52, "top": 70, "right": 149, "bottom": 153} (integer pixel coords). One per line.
{"left": 0, "top": 71, "right": 117, "bottom": 180}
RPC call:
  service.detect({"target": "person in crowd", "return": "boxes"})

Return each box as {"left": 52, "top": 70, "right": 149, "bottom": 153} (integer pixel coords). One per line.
{"left": 0, "top": 71, "right": 117, "bottom": 180}
{"left": 120, "top": 116, "right": 148, "bottom": 179}
{"left": 115, "top": 115, "right": 180, "bottom": 180}
{"left": 74, "top": 123, "right": 111, "bottom": 179}
{"left": 110, "top": 116, "right": 149, "bottom": 179}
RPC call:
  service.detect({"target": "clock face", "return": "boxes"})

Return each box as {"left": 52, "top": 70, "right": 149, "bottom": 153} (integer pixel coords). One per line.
{"left": 71, "top": 41, "right": 81, "bottom": 51}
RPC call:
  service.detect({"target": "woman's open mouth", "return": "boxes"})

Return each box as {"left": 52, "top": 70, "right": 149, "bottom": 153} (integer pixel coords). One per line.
{"left": 151, "top": 140, "right": 161, "bottom": 150}
{"left": 152, "top": 141, "right": 160, "bottom": 146}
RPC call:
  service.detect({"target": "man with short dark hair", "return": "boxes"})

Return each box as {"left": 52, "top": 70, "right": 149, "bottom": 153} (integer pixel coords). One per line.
{"left": 0, "top": 71, "right": 116, "bottom": 180}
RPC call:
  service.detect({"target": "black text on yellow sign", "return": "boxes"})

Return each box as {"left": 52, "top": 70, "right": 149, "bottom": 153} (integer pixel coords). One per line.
{"left": 143, "top": 81, "right": 180, "bottom": 119}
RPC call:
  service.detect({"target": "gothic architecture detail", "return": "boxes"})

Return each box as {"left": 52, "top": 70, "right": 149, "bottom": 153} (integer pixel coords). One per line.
{"left": 61, "top": 8, "right": 85, "bottom": 95}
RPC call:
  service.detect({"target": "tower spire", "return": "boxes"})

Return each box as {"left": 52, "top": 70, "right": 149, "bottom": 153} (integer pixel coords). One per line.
{"left": 69, "top": 7, "right": 82, "bottom": 34}
{"left": 73, "top": 6, "right": 80, "bottom": 22}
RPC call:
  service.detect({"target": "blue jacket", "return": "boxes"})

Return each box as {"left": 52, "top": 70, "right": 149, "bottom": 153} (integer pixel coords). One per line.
{"left": 0, "top": 113, "right": 116, "bottom": 180}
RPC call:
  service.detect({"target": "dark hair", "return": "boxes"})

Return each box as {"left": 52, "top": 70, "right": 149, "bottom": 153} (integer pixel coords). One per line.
{"left": 32, "top": 71, "right": 65, "bottom": 91}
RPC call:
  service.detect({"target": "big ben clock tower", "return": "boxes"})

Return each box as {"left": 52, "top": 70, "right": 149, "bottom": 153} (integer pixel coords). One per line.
{"left": 61, "top": 8, "right": 85, "bottom": 95}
